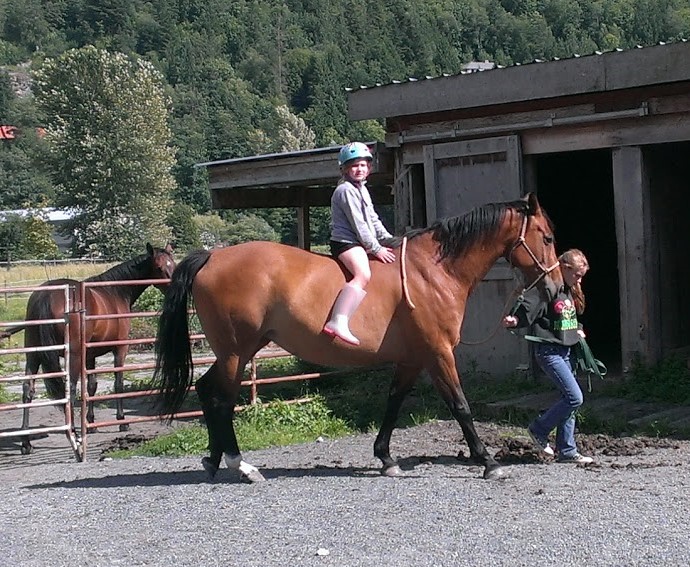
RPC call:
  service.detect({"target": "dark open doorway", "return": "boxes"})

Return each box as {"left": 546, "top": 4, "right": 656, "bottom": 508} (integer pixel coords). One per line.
{"left": 534, "top": 150, "right": 621, "bottom": 372}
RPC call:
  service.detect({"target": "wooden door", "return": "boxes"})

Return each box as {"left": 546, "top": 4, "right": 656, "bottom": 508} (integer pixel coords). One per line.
{"left": 423, "top": 135, "right": 528, "bottom": 377}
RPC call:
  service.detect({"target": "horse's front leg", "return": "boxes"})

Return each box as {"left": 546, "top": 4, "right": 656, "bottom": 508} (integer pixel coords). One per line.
{"left": 114, "top": 347, "right": 129, "bottom": 431}
{"left": 196, "top": 357, "right": 265, "bottom": 483}
{"left": 374, "top": 364, "right": 422, "bottom": 477}
{"left": 429, "top": 352, "right": 505, "bottom": 480}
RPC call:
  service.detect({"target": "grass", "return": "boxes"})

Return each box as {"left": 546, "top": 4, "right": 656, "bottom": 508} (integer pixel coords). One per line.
{"left": 109, "top": 395, "right": 353, "bottom": 459}
{"left": 0, "top": 260, "right": 114, "bottom": 288}
{"left": 610, "top": 354, "right": 690, "bottom": 404}
{"left": 0, "top": 260, "right": 117, "bottom": 344}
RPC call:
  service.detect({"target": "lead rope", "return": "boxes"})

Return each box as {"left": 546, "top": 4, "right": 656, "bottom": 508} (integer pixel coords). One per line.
{"left": 459, "top": 285, "right": 525, "bottom": 345}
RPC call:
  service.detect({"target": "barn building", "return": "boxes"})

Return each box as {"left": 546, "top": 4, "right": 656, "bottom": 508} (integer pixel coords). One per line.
{"left": 201, "top": 40, "right": 690, "bottom": 378}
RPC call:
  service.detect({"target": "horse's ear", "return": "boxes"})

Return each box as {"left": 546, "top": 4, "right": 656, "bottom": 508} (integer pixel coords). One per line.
{"left": 525, "top": 192, "right": 542, "bottom": 215}
{"left": 146, "top": 242, "right": 154, "bottom": 256}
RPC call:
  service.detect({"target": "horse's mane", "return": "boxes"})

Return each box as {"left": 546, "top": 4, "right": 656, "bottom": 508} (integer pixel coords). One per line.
{"left": 86, "top": 253, "right": 151, "bottom": 283}
{"left": 405, "top": 199, "right": 530, "bottom": 261}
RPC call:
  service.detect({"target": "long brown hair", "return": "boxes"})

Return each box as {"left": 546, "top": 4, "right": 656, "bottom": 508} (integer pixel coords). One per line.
{"left": 559, "top": 248, "right": 589, "bottom": 314}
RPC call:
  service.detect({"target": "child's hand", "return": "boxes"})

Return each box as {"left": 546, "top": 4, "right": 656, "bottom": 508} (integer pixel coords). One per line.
{"left": 578, "top": 329, "right": 586, "bottom": 338}
{"left": 502, "top": 315, "right": 518, "bottom": 328}
{"left": 375, "top": 247, "right": 396, "bottom": 263}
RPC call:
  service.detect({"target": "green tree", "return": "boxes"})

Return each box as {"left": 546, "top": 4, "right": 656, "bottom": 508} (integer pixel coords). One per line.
{"left": 223, "top": 211, "right": 279, "bottom": 245}
{"left": 0, "top": 213, "right": 57, "bottom": 260}
{"left": 167, "top": 201, "right": 201, "bottom": 252}
{"left": 0, "top": 70, "right": 13, "bottom": 120}
{"left": 32, "top": 46, "right": 175, "bottom": 259}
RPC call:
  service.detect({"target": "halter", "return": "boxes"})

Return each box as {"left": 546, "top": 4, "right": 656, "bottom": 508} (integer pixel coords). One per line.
{"left": 460, "top": 212, "right": 560, "bottom": 346}
{"left": 508, "top": 212, "right": 560, "bottom": 294}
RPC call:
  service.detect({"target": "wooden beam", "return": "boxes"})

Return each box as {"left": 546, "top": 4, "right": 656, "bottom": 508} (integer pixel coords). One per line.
{"left": 612, "top": 146, "right": 660, "bottom": 367}
{"left": 522, "top": 112, "right": 690, "bottom": 154}
{"left": 210, "top": 183, "right": 394, "bottom": 209}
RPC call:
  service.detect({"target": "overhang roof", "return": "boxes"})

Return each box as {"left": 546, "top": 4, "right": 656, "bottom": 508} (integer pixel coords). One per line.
{"left": 197, "top": 142, "right": 394, "bottom": 209}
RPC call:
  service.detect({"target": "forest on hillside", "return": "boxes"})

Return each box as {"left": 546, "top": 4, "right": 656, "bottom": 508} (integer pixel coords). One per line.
{"left": 0, "top": 0, "right": 688, "bottom": 257}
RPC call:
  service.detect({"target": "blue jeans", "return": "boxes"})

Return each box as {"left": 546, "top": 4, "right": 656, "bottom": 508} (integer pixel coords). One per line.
{"left": 530, "top": 343, "right": 584, "bottom": 458}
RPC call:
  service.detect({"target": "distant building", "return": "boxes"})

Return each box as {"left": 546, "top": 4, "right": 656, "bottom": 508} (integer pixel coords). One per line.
{"left": 461, "top": 60, "right": 496, "bottom": 72}
{"left": 0, "top": 207, "right": 75, "bottom": 252}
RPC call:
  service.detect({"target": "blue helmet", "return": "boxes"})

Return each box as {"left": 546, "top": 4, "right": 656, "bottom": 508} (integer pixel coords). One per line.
{"left": 338, "top": 142, "right": 373, "bottom": 166}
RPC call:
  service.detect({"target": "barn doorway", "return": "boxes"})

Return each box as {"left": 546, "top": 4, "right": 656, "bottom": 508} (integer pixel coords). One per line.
{"left": 534, "top": 149, "right": 621, "bottom": 372}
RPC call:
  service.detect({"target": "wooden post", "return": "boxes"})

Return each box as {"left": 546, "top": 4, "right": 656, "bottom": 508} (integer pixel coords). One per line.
{"left": 612, "top": 146, "right": 660, "bottom": 369}
{"left": 297, "top": 187, "right": 310, "bottom": 250}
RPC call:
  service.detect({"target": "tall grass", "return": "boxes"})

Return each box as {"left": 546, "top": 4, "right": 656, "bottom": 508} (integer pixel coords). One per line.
{"left": 0, "top": 260, "right": 114, "bottom": 288}
{"left": 1, "top": 260, "right": 116, "bottom": 320}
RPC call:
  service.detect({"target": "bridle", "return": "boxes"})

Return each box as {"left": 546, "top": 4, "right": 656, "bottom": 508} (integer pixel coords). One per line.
{"left": 460, "top": 210, "right": 560, "bottom": 346}
{"left": 507, "top": 211, "right": 560, "bottom": 294}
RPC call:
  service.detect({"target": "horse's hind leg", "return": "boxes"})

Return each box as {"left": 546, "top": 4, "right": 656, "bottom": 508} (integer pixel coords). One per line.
{"left": 196, "top": 356, "right": 265, "bottom": 483}
{"left": 85, "top": 356, "right": 98, "bottom": 432}
{"left": 20, "top": 354, "right": 40, "bottom": 454}
{"left": 113, "top": 347, "right": 129, "bottom": 432}
{"left": 429, "top": 352, "right": 504, "bottom": 480}
{"left": 20, "top": 378, "right": 36, "bottom": 455}
{"left": 195, "top": 363, "right": 224, "bottom": 476}
{"left": 374, "top": 364, "right": 422, "bottom": 477}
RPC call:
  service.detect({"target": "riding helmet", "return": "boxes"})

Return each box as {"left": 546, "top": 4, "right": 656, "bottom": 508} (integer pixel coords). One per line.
{"left": 338, "top": 142, "right": 373, "bottom": 166}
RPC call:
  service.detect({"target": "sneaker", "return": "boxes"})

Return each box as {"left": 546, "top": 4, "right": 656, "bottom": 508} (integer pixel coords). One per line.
{"left": 527, "top": 427, "right": 555, "bottom": 456}
{"left": 557, "top": 453, "right": 593, "bottom": 464}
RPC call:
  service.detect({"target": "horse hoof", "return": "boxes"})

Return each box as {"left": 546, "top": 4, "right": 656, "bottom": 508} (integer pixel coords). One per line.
{"left": 483, "top": 465, "right": 507, "bottom": 480}
{"left": 381, "top": 465, "right": 404, "bottom": 477}
{"left": 241, "top": 469, "right": 266, "bottom": 483}
{"left": 21, "top": 444, "right": 33, "bottom": 455}
{"left": 201, "top": 457, "right": 219, "bottom": 479}
{"left": 118, "top": 423, "right": 130, "bottom": 432}
{"left": 87, "top": 426, "right": 99, "bottom": 434}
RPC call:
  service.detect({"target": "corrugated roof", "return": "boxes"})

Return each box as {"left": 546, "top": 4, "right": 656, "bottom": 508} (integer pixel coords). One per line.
{"left": 344, "top": 40, "right": 688, "bottom": 93}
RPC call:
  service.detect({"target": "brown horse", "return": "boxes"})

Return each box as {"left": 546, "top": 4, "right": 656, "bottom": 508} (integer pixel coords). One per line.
{"left": 153, "top": 193, "right": 562, "bottom": 482}
{"left": 2, "top": 243, "right": 175, "bottom": 454}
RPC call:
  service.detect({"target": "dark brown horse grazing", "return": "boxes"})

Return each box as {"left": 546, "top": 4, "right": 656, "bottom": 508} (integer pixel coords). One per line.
{"left": 153, "top": 194, "right": 562, "bottom": 482}
{"left": 3, "top": 243, "right": 175, "bottom": 454}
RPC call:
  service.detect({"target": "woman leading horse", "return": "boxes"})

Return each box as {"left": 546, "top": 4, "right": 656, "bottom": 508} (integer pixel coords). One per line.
{"left": 153, "top": 193, "right": 562, "bottom": 482}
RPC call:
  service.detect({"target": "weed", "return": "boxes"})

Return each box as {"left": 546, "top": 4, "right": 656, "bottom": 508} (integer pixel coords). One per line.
{"left": 609, "top": 354, "right": 690, "bottom": 404}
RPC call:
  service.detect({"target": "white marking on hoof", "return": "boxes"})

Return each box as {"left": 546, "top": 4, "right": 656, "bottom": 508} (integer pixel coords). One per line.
{"left": 484, "top": 466, "right": 508, "bottom": 480}
{"left": 224, "top": 454, "right": 266, "bottom": 482}
{"left": 382, "top": 465, "right": 404, "bottom": 477}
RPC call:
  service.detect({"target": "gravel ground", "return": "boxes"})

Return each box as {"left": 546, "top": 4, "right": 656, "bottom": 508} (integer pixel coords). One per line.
{"left": 1, "top": 419, "right": 689, "bottom": 567}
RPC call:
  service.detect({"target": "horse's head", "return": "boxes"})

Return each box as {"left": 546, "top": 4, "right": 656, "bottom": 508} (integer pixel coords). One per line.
{"left": 506, "top": 193, "right": 564, "bottom": 297}
{"left": 146, "top": 243, "right": 176, "bottom": 291}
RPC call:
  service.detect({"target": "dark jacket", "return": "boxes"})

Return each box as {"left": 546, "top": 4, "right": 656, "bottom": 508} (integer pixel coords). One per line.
{"left": 512, "top": 287, "right": 581, "bottom": 347}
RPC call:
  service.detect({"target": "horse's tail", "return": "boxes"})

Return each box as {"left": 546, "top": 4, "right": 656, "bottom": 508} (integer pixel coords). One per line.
{"left": 152, "top": 249, "right": 212, "bottom": 420}
{"left": 25, "top": 291, "right": 67, "bottom": 399}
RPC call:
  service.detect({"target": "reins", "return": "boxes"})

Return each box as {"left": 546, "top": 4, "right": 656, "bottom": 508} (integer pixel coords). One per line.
{"left": 401, "top": 236, "right": 416, "bottom": 309}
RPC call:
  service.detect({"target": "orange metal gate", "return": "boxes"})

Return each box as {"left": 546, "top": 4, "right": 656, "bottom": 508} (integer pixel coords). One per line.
{"left": 0, "top": 283, "right": 80, "bottom": 457}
